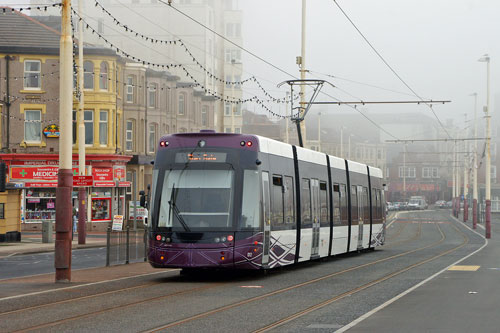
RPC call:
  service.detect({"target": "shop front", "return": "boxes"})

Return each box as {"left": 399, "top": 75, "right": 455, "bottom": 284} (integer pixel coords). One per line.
{"left": 0, "top": 154, "right": 132, "bottom": 231}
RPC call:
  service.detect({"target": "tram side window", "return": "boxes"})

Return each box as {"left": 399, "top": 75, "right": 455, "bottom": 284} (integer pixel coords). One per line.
{"left": 376, "top": 188, "right": 382, "bottom": 219}
{"left": 319, "top": 182, "right": 328, "bottom": 224}
{"left": 284, "top": 176, "right": 295, "bottom": 224}
{"left": 351, "top": 185, "right": 358, "bottom": 221}
{"left": 333, "top": 184, "right": 341, "bottom": 226}
{"left": 271, "top": 175, "right": 284, "bottom": 225}
{"left": 363, "top": 187, "right": 369, "bottom": 220}
{"left": 340, "top": 184, "right": 348, "bottom": 223}
{"left": 241, "top": 170, "right": 260, "bottom": 229}
{"left": 301, "top": 179, "right": 312, "bottom": 226}
{"left": 372, "top": 188, "right": 378, "bottom": 220}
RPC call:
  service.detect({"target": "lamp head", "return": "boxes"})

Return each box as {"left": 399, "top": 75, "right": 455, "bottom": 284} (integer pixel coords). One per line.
{"left": 478, "top": 54, "right": 490, "bottom": 63}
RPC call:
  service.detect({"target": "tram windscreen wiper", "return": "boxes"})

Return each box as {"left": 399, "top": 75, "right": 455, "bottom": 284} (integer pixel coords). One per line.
{"left": 168, "top": 184, "right": 191, "bottom": 232}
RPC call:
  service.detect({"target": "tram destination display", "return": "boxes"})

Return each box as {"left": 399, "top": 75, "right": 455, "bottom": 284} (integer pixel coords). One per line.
{"left": 174, "top": 152, "right": 227, "bottom": 163}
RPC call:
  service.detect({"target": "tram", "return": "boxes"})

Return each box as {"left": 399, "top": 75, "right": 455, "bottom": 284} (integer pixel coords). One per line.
{"left": 145, "top": 130, "right": 385, "bottom": 270}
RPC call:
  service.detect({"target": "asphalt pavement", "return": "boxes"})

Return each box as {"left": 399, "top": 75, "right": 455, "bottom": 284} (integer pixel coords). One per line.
{"left": 343, "top": 211, "right": 499, "bottom": 333}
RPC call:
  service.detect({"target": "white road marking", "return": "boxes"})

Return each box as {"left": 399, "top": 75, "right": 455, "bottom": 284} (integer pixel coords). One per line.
{"left": 337, "top": 214, "right": 488, "bottom": 333}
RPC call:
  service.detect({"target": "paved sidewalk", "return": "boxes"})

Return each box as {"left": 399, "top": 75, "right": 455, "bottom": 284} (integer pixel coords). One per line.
{"left": 0, "top": 232, "right": 107, "bottom": 258}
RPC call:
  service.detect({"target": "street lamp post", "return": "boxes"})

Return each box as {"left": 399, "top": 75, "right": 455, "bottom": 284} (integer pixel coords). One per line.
{"left": 470, "top": 92, "right": 478, "bottom": 229}
{"left": 478, "top": 54, "right": 491, "bottom": 239}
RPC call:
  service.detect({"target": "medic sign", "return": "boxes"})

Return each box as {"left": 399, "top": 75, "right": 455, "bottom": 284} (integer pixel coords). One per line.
{"left": 10, "top": 166, "right": 59, "bottom": 181}
{"left": 10, "top": 166, "right": 82, "bottom": 181}
{"left": 93, "top": 168, "right": 113, "bottom": 181}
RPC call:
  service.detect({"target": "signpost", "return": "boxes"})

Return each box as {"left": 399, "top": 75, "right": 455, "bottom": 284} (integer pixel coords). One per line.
{"left": 73, "top": 175, "right": 93, "bottom": 187}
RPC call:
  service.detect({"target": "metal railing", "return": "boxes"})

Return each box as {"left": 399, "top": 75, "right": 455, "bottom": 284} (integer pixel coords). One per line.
{"left": 106, "top": 226, "right": 147, "bottom": 266}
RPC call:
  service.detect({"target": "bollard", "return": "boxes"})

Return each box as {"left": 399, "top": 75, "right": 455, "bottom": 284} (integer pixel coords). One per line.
{"left": 106, "top": 226, "right": 111, "bottom": 267}
{"left": 42, "top": 221, "right": 53, "bottom": 243}
{"left": 126, "top": 226, "right": 130, "bottom": 264}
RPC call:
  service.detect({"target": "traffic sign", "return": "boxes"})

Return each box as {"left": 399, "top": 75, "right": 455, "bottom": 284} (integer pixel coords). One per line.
{"left": 73, "top": 175, "right": 93, "bottom": 187}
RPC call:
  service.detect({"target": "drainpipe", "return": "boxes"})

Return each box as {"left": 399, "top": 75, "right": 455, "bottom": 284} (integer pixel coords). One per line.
{"left": 3, "top": 55, "right": 13, "bottom": 151}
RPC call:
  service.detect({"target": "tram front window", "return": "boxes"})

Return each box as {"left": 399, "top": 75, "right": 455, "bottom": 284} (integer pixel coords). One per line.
{"left": 158, "top": 169, "right": 234, "bottom": 230}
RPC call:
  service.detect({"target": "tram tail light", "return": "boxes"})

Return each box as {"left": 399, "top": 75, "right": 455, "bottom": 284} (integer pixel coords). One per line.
{"left": 227, "top": 235, "right": 234, "bottom": 242}
{"left": 156, "top": 235, "right": 162, "bottom": 241}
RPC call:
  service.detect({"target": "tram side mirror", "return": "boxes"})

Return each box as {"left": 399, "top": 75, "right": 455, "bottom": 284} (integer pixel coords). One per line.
{"left": 139, "top": 190, "right": 146, "bottom": 208}
{"left": 256, "top": 159, "right": 262, "bottom": 165}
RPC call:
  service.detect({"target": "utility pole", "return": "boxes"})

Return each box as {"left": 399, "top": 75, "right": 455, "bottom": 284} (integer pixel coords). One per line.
{"left": 403, "top": 144, "right": 406, "bottom": 202}
{"left": 452, "top": 141, "right": 456, "bottom": 217}
{"left": 298, "top": 0, "right": 307, "bottom": 145}
{"left": 285, "top": 92, "right": 290, "bottom": 144}
{"left": 55, "top": 0, "right": 73, "bottom": 283}
{"left": 478, "top": 54, "right": 491, "bottom": 238}
{"left": 231, "top": 59, "right": 235, "bottom": 133}
{"left": 463, "top": 114, "right": 469, "bottom": 222}
{"left": 471, "top": 92, "right": 478, "bottom": 229}
{"left": 317, "top": 112, "right": 321, "bottom": 152}
{"left": 340, "top": 127, "right": 344, "bottom": 158}
{"left": 77, "top": 0, "right": 86, "bottom": 245}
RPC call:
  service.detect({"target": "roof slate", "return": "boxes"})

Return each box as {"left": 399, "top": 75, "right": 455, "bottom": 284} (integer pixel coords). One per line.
{"left": 0, "top": 8, "right": 60, "bottom": 53}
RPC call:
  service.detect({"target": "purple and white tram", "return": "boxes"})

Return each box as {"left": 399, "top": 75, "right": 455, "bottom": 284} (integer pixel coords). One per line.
{"left": 146, "top": 131, "right": 385, "bottom": 270}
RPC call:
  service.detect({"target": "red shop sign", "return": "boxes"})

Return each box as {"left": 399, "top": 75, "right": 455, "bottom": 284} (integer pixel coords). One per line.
{"left": 92, "top": 168, "right": 113, "bottom": 181}
{"left": 10, "top": 166, "right": 58, "bottom": 181}
{"left": 25, "top": 182, "right": 58, "bottom": 188}
{"left": 73, "top": 175, "right": 93, "bottom": 187}
{"left": 94, "top": 181, "right": 115, "bottom": 187}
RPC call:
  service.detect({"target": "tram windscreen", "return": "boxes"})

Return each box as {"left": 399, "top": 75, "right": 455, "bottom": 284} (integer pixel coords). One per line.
{"left": 157, "top": 169, "right": 234, "bottom": 229}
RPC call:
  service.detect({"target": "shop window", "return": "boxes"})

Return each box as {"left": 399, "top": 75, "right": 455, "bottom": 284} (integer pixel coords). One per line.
{"left": 83, "top": 61, "right": 94, "bottom": 90}
{"left": 99, "top": 110, "right": 108, "bottom": 146}
{"left": 24, "top": 60, "right": 41, "bottom": 90}
{"left": 24, "top": 110, "right": 42, "bottom": 143}
{"left": 92, "top": 190, "right": 112, "bottom": 221}
{"left": 25, "top": 189, "right": 56, "bottom": 223}
{"left": 99, "top": 62, "right": 108, "bottom": 90}
{"left": 84, "top": 110, "right": 94, "bottom": 145}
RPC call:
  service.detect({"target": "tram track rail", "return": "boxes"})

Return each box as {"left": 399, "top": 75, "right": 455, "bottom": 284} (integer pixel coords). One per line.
{"left": 254, "top": 222, "right": 469, "bottom": 332}
{"left": 4, "top": 215, "right": 466, "bottom": 333}
{"left": 141, "top": 222, "right": 452, "bottom": 332}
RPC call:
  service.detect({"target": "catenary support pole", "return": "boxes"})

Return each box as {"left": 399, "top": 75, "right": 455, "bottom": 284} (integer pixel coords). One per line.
{"left": 55, "top": 0, "right": 73, "bottom": 283}
{"left": 77, "top": 0, "right": 87, "bottom": 245}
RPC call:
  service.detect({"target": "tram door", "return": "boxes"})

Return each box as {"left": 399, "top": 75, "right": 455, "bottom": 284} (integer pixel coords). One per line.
{"left": 311, "top": 179, "right": 320, "bottom": 257}
{"left": 262, "top": 172, "right": 271, "bottom": 266}
{"left": 357, "top": 186, "right": 364, "bottom": 250}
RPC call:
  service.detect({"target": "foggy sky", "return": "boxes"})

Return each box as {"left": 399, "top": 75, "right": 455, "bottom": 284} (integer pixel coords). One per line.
{"left": 240, "top": 0, "right": 499, "bottom": 137}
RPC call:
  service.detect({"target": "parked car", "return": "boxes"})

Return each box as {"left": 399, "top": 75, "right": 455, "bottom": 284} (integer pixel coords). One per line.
{"left": 446, "top": 201, "right": 453, "bottom": 208}
{"left": 387, "top": 202, "right": 395, "bottom": 211}
{"left": 435, "top": 200, "right": 446, "bottom": 208}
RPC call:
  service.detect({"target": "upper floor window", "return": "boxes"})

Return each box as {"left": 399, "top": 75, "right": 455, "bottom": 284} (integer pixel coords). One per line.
{"left": 399, "top": 166, "right": 416, "bottom": 178}
{"left": 224, "top": 102, "right": 231, "bottom": 116}
{"left": 178, "top": 93, "right": 185, "bottom": 115}
{"left": 201, "top": 105, "right": 208, "bottom": 127}
{"left": 422, "top": 167, "right": 439, "bottom": 178}
{"left": 99, "top": 62, "right": 108, "bottom": 90}
{"left": 148, "top": 123, "right": 157, "bottom": 153}
{"left": 24, "top": 60, "right": 41, "bottom": 90}
{"left": 126, "top": 120, "right": 134, "bottom": 151}
{"left": 83, "top": 61, "right": 94, "bottom": 90}
{"left": 99, "top": 110, "right": 108, "bottom": 146}
{"left": 84, "top": 110, "right": 94, "bottom": 145}
{"left": 126, "top": 75, "right": 135, "bottom": 103}
{"left": 148, "top": 83, "right": 157, "bottom": 108}
{"left": 24, "top": 110, "right": 41, "bottom": 142}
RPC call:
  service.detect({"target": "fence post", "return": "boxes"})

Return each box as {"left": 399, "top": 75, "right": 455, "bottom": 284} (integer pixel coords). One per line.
{"left": 126, "top": 225, "right": 130, "bottom": 264}
{"left": 144, "top": 228, "right": 147, "bottom": 262}
{"left": 106, "top": 226, "right": 111, "bottom": 267}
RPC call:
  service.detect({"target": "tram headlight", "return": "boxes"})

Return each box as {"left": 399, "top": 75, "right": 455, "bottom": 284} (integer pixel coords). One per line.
{"left": 214, "top": 237, "right": 220, "bottom": 243}
{"left": 221, "top": 236, "right": 227, "bottom": 242}
{"left": 198, "top": 140, "right": 206, "bottom": 148}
